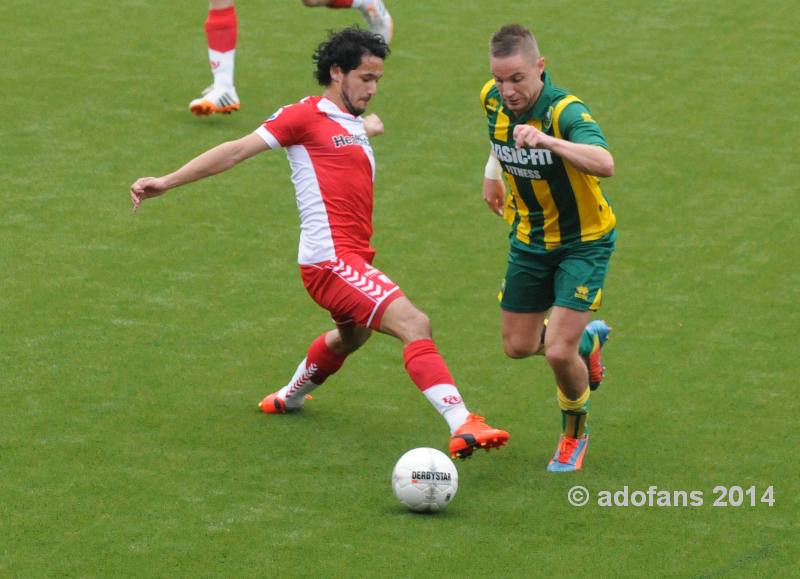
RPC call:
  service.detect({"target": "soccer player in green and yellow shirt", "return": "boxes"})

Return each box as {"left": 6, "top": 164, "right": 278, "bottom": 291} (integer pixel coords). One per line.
{"left": 480, "top": 24, "right": 615, "bottom": 472}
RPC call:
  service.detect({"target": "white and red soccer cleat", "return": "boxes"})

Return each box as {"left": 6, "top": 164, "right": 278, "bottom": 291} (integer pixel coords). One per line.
{"left": 189, "top": 85, "right": 240, "bottom": 116}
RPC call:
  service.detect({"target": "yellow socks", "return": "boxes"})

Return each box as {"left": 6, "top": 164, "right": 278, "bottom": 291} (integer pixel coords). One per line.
{"left": 557, "top": 386, "right": 590, "bottom": 438}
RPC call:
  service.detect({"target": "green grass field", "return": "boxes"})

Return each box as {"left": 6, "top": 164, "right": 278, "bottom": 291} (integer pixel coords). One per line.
{"left": 3, "top": 0, "right": 798, "bottom": 576}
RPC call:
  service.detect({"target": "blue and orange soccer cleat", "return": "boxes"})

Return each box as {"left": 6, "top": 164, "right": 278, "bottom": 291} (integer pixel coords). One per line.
{"left": 584, "top": 320, "right": 611, "bottom": 390}
{"left": 547, "top": 434, "right": 589, "bottom": 472}
{"left": 449, "top": 413, "right": 510, "bottom": 459}
{"left": 258, "top": 392, "right": 312, "bottom": 414}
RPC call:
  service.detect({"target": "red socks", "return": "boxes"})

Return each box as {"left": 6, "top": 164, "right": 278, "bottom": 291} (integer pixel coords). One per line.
{"left": 305, "top": 333, "right": 347, "bottom": 385}
{"left": 403, "top": 339, "right": 455, "bottom": 391}
{"left": 205, "top": 6, "right": 237, "bottom": 53}
{"left": 292, "top": 336, "right": 457, "bottom": 398}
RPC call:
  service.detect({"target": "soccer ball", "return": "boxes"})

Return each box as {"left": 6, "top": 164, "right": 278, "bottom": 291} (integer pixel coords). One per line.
{"left": 391, "top": 447, "right": 458, "bottom": 513}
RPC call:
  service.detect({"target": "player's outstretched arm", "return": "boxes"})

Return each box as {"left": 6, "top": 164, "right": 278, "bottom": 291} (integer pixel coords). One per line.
{"left": 130, "top": 133, "right": 269, "bottom": 211}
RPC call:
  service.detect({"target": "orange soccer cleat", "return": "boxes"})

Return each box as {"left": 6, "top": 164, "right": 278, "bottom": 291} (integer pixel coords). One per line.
{"left": 449, "top": 413, "right": 509, "bottom": 459}
{"left": 258, "top": 392, "right": 311, "bottom": 414}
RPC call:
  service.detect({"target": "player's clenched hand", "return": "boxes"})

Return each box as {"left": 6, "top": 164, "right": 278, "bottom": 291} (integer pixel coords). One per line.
{"left": 482, "top": 178, "right": 505, "bottom": 217}
{"left": 513, "top": 124, "right": 549, "bottom": 149}
{"left": 130, "top": 177, "right": 168, "bottom": 212}
{"left": 363, "top": 113, "right": 384, "bottom": 138}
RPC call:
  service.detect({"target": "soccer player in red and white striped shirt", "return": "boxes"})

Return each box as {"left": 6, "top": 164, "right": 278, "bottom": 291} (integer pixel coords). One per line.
{"left": 132, "top": 28, "right": 508, "bottom": 459}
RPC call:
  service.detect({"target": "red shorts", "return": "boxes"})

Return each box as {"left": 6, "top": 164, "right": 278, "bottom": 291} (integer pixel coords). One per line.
{"left": 300, "top": 253, "right": 405, "bottom": 330}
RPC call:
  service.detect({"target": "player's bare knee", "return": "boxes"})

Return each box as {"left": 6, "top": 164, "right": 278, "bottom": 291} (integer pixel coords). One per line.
{"left": 544, "top": 346, "right": 573, "bottom": 369}
{"left": 409, "top": 310, "right": 431, "bottom": 336}
{"left": 502, "top": 332, "right": 539, "bottom": 358}
{"left": 395, "top": 310, "right": 432, "bottom": 343}
{"left": 504, "top": 341, "right": 536, "bottom": 359}
{"left": 380, "top": 298, "right": 433, "bottom": 343}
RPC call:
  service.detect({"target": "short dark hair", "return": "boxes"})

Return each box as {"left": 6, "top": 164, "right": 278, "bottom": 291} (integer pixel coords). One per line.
{"left": 313, "top": 27, "right": 390, "bottom": 86}
{"left": 490, "top": 24, "right": 540, "bottom": 59}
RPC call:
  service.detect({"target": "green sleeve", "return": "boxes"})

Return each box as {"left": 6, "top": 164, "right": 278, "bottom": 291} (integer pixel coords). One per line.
{"left": 557, "top": 101, "right": 609, "bottom": 149}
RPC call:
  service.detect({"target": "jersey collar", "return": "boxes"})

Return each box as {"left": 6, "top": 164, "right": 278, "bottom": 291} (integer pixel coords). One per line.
{"left": 529, "top": 71, "right": 555, "bottom": 120}
{"left": 318, "top": 96, "right": 362, "bottom": 121}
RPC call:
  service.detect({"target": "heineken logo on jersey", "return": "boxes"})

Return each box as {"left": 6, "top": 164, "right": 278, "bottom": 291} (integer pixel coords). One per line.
{"left": 543, "top": 105, "right": 554, "bottom": 131}
{"left": 332, "top": 134, "right": 370, "bottom": 148}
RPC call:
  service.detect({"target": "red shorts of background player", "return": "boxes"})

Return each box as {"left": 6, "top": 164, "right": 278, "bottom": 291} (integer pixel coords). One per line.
{"left": 300, "top": 252, "right": 405, "bottom": 330}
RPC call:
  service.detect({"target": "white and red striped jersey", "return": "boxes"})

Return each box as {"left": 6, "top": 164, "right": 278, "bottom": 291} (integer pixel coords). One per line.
{"left": 254, "top": 96, "right": 377, "bottom": 265}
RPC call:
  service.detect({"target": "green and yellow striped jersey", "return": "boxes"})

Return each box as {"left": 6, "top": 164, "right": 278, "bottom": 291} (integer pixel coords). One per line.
{"left": 481, "top": 71, "right": 616, "bottom": 252}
